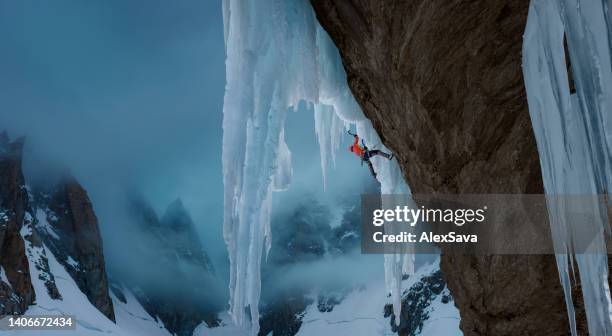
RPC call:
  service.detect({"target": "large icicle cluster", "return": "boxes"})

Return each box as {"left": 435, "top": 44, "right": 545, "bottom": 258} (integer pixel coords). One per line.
{"left": 221, "top": 0, "right": 412, "bottom": 333}
{"left": 523, "top": 0, "right": 612, "bottom": 334}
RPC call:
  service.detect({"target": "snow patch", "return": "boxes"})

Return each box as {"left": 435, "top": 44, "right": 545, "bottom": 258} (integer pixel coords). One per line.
{"left": 196, "top": 263, "right": 460, "bottom": 336}
{"left": 0, "top": 209, "right": 9, "bottom": 223}
{"left": 65, "top": 256, "right": 80, "bottom": 270}
{"left": 193, "top": 313, "right": 249, "bottom": 336}
{"left": 111, "top": 286, "right": 172, "bottom": 336}
{"left": 296, "top": 260, "right": 460, "bottom": 336}
{"left": 7, "top": 221, "right": 171, "bottom": 336}
{"left": 35, "top": 209, "right": 60, "bottom": 240}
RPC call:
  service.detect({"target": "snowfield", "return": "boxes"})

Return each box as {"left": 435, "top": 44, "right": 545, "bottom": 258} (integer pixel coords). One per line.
{"left": 3, "top": 222, "right": 172, "bottom": 336}
{"left": 4, "top": 234, "right": 461, "bottom": 336}
{"left": 197, "top": 260, "right": 461, "bottom": 336}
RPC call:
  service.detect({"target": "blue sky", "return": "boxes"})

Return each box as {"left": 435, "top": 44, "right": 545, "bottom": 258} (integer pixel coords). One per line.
{"left": 0, "top": 0, "right": 371, "bottom": 284}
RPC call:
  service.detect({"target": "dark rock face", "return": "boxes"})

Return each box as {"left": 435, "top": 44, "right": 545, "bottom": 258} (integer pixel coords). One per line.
{"left": 121, "top": 196, "right": 219, "bottom": 336}
{"left": 21, "top": 215, "right": 62, "bottom": 302}
{"left": 259, "top": 295, "right": 312, "bottom": 336}
{"left": 265, "top": 196, "right": 362, "bottom": 268}
{"left": 385, "top": 270, "right": 451, "bottom": 336}
{"left": 309, "top": 1, "right": 573, "bottom": 334}
{"left": 317, "top": 291, "right": 347, "bottom": 313}
{"left": 309, "top": 1, "right": 541, "bottom": 193}
{"left": 1, "top": 133, "right": 112, "bottom": 319}
{"left": 34, "top": 177, "right": 115, "bottom": 321}
{"left": 160, "top": 199, "right": 215, "bottom": 273}
{"left": 266, "top": 200, "right": 331, "bottom": 266}
{"left": 0, "top": 133, "right": 35, "bottom": 316}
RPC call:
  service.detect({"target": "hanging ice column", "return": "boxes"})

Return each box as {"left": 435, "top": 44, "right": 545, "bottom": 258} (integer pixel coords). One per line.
{"left": 523, "top": 0, "right": 612, "bottom": 334}
{"left": 222, "top": 0, "right": 413, "bottom": 333}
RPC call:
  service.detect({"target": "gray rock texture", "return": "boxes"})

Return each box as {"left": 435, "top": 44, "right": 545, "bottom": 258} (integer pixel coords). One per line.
{"left": 309, "top": 1, "right": 587, "bottom": 334}
{"left": 36, "top": 177, "right": 115, "bottom": 321}
{"left": 0, "top": 133, "right": 35, "bottom": 316}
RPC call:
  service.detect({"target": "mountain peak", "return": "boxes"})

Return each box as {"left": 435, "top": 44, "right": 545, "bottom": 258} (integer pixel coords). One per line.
{"left": 0, "top": 132, "right": 25, "bottom": 157}
{"left": 162, "top": 197, "right": 192, "bottom": 230}
{"left": 168, "top": 197, "right": 184, "bottom": 210}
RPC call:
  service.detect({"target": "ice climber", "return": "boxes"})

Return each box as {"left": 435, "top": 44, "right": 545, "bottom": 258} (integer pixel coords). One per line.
{"left": 348, "top": 130, "right": 393, "bottom": 178}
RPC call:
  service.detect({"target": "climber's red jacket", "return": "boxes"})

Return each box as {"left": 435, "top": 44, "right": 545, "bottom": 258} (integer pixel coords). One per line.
{"left": 349, "top": 135, "right": 364, "bottom": 158}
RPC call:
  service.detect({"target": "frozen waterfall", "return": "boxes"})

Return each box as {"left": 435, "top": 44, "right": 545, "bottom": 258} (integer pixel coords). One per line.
{"left": 221, "top": 0, "right": 412, "bottom": 334}
{"left": 523, "top": 0, "right": 612, "bottom": 334}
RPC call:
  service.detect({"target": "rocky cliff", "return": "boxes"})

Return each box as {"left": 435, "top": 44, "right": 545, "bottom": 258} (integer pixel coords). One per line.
{"left": 34, "top": 176, "right": 115, "bottom": 321}
{"left": 309, "top": 1, "right": 575, "bottom": 334}
{"left": 0, "top": 132, "right": 115, "bottom": 322}
{"left": 0, "top": 133, "right": 35, "bottom": 315}
{"left": 385, "top": 269, "right": 454, "bottom": 336}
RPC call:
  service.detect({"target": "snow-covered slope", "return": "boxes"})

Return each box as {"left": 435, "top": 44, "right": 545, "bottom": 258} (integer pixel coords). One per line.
{"left": 194, "top": 314, "right": 249, "bottom": 336}
{"left": 4, "top": 220, "right": 171, "bottom": 336}
{"left": 111, "top": 288, "right": 172, "bottom": 336}
{"left": 296, "top": 281, "right": 395, "bottom": 336}
{"left": 198, "top": 260, "right": 461, "bottom": 336}
{"left": 297, "top": 260, "right": 460, "bottom": 336}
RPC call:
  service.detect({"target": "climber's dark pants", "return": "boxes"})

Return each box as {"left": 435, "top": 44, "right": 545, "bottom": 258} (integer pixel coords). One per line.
{"left": 366, "top": 150, "right": 391, "bottom": 160}
{"left": 365, "top": 159, "right": 376, "bottom": 177}
{"left": 362, "top": 150, "right": 391, "bottom": 177}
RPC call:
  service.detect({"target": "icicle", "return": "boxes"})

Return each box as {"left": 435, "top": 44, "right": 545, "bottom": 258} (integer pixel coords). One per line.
{"left": 222, "top": 1, "right": 414, "bottom": 333}
{"left": 272, "top": 129, "right": 292, "bottom": 192}
{"left": 314, "top": 104, "right": 345, "bottom": 190}
{"left": 523, "top": 0, "right": 612, "bottom": 334}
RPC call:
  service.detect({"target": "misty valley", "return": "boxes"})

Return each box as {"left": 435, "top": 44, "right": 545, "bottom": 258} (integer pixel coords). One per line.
{"left": 1, "top": 0, "right": 612, "bottom": 335}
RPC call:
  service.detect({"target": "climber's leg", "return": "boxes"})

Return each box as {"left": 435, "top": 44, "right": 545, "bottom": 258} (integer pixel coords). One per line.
{"left": 366, "top": 160, "right": 377, "bottom": 178}
{"left": 368, "top": 150, "right": 391, "bottom": 159}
